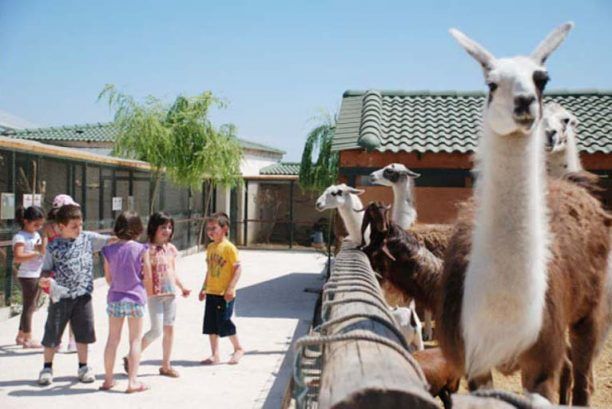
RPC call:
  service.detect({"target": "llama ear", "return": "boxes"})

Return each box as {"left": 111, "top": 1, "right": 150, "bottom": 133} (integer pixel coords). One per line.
{"left": 399, "top": 168, "right": 420, "bottom": 179}
{"left": 531, "top": 22, "right": 574, "bottom": 65}
{"left": 347, "top": 187, "right": 365, "bottom": 195}
{"left": 449, "top": 28, "right": 496, "bottom": 72}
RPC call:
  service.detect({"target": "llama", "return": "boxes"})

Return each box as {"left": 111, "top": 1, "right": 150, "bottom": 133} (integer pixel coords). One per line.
{"left": 544, "top": 102, "right": 581, "bottom": 177}
{"left": 315, "top": 184, "right": 366, "bottom": 245}
{"left": 370, "top": 163, "right": 454, "bottom": 339}
{"left": 437, "top": 23, "right": 611, "bottom": 405}
{"left": 370, "top": 163, "right": 419, "bottom": 229}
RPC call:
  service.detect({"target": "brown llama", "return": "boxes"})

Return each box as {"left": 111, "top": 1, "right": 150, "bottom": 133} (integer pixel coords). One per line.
{"left": 438, "top": 23, "right": 611, "bottom": 406}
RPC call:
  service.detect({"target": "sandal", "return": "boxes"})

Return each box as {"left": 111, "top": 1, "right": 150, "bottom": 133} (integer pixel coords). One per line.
{"left": 159, "top": 367, "right": 180, "bottom": 378}
{"left": 125, "top": 383, "right": 149, "bottom": 394}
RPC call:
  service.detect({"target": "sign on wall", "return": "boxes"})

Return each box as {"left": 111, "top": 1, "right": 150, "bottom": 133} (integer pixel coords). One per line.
{"left": 112, "top": 197, "right": 123, "bottom": 211}
{"left": 23, "top": 194, "right": 43, "bottom": 208}
{"left": 1, "top": 193, "right": 15, "bottom": 220}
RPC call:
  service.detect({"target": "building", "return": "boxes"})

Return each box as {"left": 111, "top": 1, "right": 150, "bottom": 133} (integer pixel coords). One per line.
{"left": 333, "top": 90, "right": 612, "bottom": 223}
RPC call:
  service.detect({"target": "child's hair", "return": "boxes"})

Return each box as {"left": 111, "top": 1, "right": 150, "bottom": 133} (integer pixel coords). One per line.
{"left": 147, "top": 212, "right": 174, "bottom": 242}
{"left": 47, "top": 207, "right": 59, "bottom": 222}
{"left": 208, "top": 212, "right": 230, "bottom": 229}
{"left": 15, "top": 206, "right": 45, "bottom": 228}
{"left": 56, "top": 204, "right": 82, "bottom": 225}
{"left": 114, "top": 211, "right": 144, "bottom": 240}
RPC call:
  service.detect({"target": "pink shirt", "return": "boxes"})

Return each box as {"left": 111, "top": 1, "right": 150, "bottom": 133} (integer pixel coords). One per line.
{"left": 148, "top": 243, "right": 178, "bottom": 297}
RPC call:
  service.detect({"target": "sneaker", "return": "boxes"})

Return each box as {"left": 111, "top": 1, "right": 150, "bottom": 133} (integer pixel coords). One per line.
{"left": 78, "top": 365, "right": 95, "bottom": 383}
{"left": 38, "top": 368, "right": 53, "bottom": 386}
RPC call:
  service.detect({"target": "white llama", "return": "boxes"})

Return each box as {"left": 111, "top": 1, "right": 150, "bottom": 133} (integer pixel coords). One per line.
{"left": 544, "top": 102, "right": 581, "bottom": 177}
{"left": 370, "top": 163, "right": 419, "bottom": 229}
{"left": 450, "top": 23, "right": 571, "bottom": 379}
{"left": 315, "top": 184, "right": 367, "bottom": 245}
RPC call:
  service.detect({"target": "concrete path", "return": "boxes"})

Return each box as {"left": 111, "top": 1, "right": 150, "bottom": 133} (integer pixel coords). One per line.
{"left": 0, "top": 249, "right": 325, "bottom": 409}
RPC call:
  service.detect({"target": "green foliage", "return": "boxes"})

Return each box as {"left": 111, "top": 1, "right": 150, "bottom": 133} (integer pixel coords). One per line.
{"left": 98, "top": 85, "right": 243, "bottom": 212}
{"left": 299, "top": 112, "right": 339, "bottom": 192}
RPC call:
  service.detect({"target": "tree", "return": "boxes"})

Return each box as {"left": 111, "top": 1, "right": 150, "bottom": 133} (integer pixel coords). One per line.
{"left": 298, "top": 112, "right": 339, "bottom": 192}
{"left": 98, "top": 85, "right": 243, "bottom": 225}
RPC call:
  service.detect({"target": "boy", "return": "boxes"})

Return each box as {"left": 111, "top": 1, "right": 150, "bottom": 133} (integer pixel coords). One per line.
{"left": 198, "top": 212, "right": 244, "bottom": 365}
{"left": 37, "top": 204, "right": 111, "bottom": 385}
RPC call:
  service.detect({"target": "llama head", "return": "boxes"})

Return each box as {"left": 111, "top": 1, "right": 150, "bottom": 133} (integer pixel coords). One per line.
{"left": 543, "top": 102, "right": 578, "bottom": 153}
{"left": 450, "top": 23, "right": 573, "bottom": 136}
{"left": 370, "top": 163, "right": 420, "bottom": 187}
{"left": 315, "top": 184, "right": 364, "bottom": 211}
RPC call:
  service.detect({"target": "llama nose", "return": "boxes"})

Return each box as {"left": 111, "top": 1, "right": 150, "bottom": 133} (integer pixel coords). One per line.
{"left": 514, "top": 95, "right": 536, "bottom": 116}
{"left": 546, "top": 130, "right": 557, "bottom": 147}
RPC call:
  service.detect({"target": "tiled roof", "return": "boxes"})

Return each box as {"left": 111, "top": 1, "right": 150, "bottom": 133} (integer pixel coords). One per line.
{"left": 259, "top": 162, "right": 300, "bottom": 175}
{"left": 333, "top": 90, "right": 612, "bottom": 154}
{"left": 1, "top": 122, "right": 285, "bottom": 154}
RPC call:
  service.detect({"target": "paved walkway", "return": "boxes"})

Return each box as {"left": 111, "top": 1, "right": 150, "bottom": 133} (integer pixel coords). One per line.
{"left": 0, "top": 249, "right": 325, "bottom": 409}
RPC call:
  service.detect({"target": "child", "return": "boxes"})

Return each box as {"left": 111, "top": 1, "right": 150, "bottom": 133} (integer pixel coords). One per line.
{"left": 12, "top": 206, "right": 46, "bottom": 349}
{"left": 132, "top": 212, "right": 190, "bottom": 378}
{"left": 198, "top": 212, "right": 244, "bottom": 365}
{"left": 37, "top": 204, "right": 111, "bottom": 386}
{"left": 44, "top": 194, "right": 79, "bottom": 353}
{"left": 100, "top": 211, "right": 151, "bottom": 393}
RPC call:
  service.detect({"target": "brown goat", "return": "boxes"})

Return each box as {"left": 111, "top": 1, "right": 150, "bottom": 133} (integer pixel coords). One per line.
{"left": 438, "top": 179, "right": 611, "bottom": 405}
{"left": 413, "top": 347, "right": 461, "bottom": 409}
{"left": 361, "top": 202, "right": 444, "bottom": 316}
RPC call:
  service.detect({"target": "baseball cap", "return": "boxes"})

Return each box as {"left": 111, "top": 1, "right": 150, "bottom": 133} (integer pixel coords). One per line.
{"left": 52, "top": 194, "right": 79, "bottom": 209}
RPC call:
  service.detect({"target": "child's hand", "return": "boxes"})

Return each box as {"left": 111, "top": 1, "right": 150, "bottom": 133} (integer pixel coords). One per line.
{"left": 39, "top": 277, "right": 51, "bottom": 289}
{"left": 107, "top": 236, "right": 119, "bottom": 245}
{"left": 181, "top": 288, "right": 191, "bottom": 298}
{"left": 198, "top": 290, "right": 206, "bottom": 302}
{"left": 224, "top": 290, "right": 236, "bottom": 302}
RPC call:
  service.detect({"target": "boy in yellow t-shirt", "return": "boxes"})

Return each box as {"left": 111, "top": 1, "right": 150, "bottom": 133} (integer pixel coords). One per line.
{"left": 198, "top": 212, "right": 244, "bottom": 365}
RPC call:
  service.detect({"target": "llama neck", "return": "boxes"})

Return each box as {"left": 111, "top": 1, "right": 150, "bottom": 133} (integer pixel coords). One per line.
{"left": 338, "top": 195, "right": 364, "bottom": 243}
{"left": 565, "top": 133, "right": 583, "bottom": 173}
{"left": 392, "top": 180, "right": 417, "bottom": 229}
{"left": 462, "top": 121, "right": 550, "bottom": 378}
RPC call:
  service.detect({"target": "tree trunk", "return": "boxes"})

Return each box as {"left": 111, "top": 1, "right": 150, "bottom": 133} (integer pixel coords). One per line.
{"left": 149, "top": 170, "right": 162, "bottom": 214}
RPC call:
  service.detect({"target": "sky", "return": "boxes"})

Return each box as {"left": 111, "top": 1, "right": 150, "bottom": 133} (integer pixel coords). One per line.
{"left": 1, "top": 1, "right": 611, "bottom": 160}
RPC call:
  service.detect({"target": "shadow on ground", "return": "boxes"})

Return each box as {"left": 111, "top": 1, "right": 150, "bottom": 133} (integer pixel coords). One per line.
{"left": 235, "top": 272, "right": 322, "bottom": 319}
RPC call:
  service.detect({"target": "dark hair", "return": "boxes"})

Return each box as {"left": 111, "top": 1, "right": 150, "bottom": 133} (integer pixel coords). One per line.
{"left": 15, "top": 206, "right": 45, "bottom": 229}
{"left": 47, "top": 207, "right": 59, "bottom": 222}
{"left": 56, "top": 204, "right": 82, "bottom": 225}
{"left": 208, "top": 212, "right": 230, "bottom": 229}
{"left": 114, "top": 211, "right": 144, "bottom": 240}
{"left": 147, "top": 212, "right": 174, "bottom": 242}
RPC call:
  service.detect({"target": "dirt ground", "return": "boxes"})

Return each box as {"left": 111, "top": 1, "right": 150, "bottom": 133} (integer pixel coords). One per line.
{"left": 453, "top": 333, "right": 612, "bottom": 407}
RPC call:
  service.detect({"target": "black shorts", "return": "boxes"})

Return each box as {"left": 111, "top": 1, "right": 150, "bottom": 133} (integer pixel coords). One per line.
{"left": 202, "top": 294, "right": 236, "bottom": 337}
{"left": 42, "top": 294, "right": 96, "bottom": 347}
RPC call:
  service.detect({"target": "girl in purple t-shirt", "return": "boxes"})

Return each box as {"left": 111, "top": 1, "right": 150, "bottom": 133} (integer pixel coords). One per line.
{"left": 100, "top": 211, "right": 151, "bottom": 393}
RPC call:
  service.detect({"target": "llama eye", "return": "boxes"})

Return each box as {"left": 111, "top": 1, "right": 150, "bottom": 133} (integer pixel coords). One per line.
{"left": 487, "top": 82, "right": 497, "bottom": 92}
{"left": 533, "top": 71, "right": 549, "bottom": 92}
{"left": 562, "top": 117, "right": 570, "bottom": 125}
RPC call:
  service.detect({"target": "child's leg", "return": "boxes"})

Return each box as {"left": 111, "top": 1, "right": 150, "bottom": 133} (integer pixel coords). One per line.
{"left": 18, "top": 277, "right": 41, "bottom": 347}
{"left": 204, "top": 335, "right": 220, "bottom": 364}
{"left": 162, "top": 326, "right": 173, "bottom": 370}
{"left": 141, "top": 297, "right": 163, "bottom": 352}
{"left": 126, "top": 316, "right": 144, "bottom": 390}
{"left": 228, "top": 335, "right": 244, "bottom": 365}
{"left": 103, "top": 316, "right": 124, "bottom": 387}
{"left": 43, "top": 346, "right": 56, "bottom": 364}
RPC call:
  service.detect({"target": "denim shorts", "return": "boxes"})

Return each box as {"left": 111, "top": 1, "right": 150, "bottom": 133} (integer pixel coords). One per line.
{"left": 107, "top": 301, "right": 145, "bottom": 318}
{"left": 202, "top": 294, "right": 236, "bottom": 337}
{"left": 42, "top": 294, "right": 95, "bottom": 347}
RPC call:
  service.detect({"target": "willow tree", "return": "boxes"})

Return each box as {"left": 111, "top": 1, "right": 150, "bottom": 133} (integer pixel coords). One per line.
{"left": 99, "top": 85, "right": 242, "bottom": 220}
{"left": 298, "top": 112, "right": 339, "bottom": 192}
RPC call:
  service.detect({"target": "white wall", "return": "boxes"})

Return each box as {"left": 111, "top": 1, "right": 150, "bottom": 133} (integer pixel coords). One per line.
{"left": 240, "top": 149, "right": 282, "bottom": 176}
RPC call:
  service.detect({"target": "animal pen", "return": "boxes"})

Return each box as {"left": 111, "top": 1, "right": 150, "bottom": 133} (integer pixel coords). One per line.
{"left": 292, "top": 244, "right": 582, "bottom": 409}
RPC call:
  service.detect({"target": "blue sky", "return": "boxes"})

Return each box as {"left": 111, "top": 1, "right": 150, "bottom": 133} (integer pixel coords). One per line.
{"left": 1, "top": 1, "right": 611, "bottom": 160}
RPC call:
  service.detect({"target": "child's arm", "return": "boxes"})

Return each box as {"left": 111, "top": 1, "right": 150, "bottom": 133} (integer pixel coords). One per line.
{"left": 142, "top": 251, "right": 153, "bottom": 295}
{"left": 224, "top": 263, "right": 241, "bottom": 302}
{"left": 13, "top": 243, "right": 43, "bottom": 263}
{"left": 103, "top": 258, "right": 112, "bottom": 285}
{"left": 172, "top": 254, "right": 190, "bottom": 297}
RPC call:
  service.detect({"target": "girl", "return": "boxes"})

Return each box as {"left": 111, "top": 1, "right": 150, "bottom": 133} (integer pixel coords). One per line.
{"left": 44, "top": 194, "right": 78, "bottom": 353}
{"left": 100, "top": 211, "right": 151, "bottom": 393}
{"left": 12, "top": 206, "right": 46, "bottom": 348}
{"left": 131, "top": 212, "right": 189, "bottom": 378}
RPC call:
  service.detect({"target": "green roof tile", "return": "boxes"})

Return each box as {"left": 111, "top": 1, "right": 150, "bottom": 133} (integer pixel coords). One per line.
{"left": 334, "top": 90, "right": 612, "bottom": 154}
{"left": 1, "top": 122, "right": 285, "bottom": 154}
{"left": 259, "top": 162, "right": 300, "bottom": 175}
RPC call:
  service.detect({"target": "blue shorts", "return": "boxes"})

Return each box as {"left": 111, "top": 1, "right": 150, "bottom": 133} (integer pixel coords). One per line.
{"left": 107, "top": 301, "right": 145, "bottom": 318}
{"left": 202, "top": 294, "right": 236, "bottom": 337}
